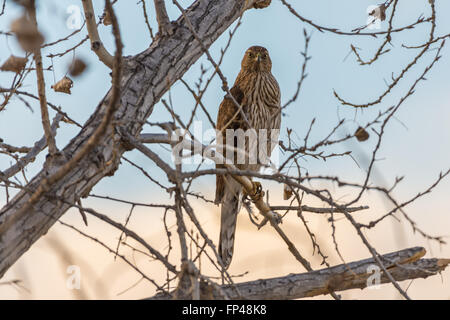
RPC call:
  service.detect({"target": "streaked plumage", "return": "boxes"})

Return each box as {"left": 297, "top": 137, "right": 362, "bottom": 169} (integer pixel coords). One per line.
{"left": 215, "top": 46, "right": 281, "bottom": 268}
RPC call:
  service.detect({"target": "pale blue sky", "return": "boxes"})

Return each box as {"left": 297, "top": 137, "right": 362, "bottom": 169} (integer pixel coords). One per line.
{"left": 1, "top": 0, "right": 449, "bottom": 211}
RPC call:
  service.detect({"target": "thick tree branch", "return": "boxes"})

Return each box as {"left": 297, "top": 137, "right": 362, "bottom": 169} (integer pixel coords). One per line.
{"left": 150, "top": 247, "right": 450, "bottom": 300}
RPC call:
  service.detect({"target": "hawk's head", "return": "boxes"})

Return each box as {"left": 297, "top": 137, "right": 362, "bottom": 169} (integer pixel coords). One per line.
{"left": 241, "top": 46, "right": 272, "bottom": 72}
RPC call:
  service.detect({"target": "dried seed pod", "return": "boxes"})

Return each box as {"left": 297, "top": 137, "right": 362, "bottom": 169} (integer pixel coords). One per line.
{"left": 51, "top": 76, "right": 73, "bottom": 94}
{"left": 0, "top": 55, "right": 28, "bottom": 73}
{"left": 253, "top": 0, "right": 271, "bottom": 9}
{"left": 369, "top": 4, "right": 386, "bottom": 21}
{"left": 355, "top": 126, "right": 369, "bottom": 142}
{"left": 69, "top": 58, "right": 87, "bottom": 77}
{"left": 10, "top": 15, "right": 44, "bottom": 52}
{"left": 283, "top": 183, "right": 293, "bottom": 200}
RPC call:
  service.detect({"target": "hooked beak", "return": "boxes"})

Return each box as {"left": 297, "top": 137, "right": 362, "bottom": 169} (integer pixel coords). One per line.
{"left": 255, "top": 53, "right": 261, "bottom": 63}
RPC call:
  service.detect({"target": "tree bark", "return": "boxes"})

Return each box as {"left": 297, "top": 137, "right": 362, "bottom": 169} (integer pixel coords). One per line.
{"left": 0, "top": 0, "right": 258, "bottom": 278}
{"left": 149, "top": 247, "right": 450, "bottom": 300}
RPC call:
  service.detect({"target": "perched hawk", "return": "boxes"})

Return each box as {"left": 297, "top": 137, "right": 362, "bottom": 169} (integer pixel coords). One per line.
{"left": 215, "top": 46, "right": 281, "bottom": 268}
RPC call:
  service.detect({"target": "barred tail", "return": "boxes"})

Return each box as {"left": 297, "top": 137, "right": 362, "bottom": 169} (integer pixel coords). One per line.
{"left": 218, "top": 178, "right": 242, "bottom": 269}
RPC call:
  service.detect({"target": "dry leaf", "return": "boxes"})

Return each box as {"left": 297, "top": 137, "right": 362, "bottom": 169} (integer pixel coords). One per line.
{"left": 355, "top": 127, "right": 369, "bottom": 142}
{"left": 283, "top": 183, "right": 293, "bottom": 200}
{"left": 69, "top": 58, "right": 87, "bottom": 77}
{"left": 10, "top": 15, "right": 44, "bottom": 51}
{"left": 0, "top": 55, "right": 28, "bottom": 73}
{"left": 51, "top": 76, "right": 73, "bottom": 94}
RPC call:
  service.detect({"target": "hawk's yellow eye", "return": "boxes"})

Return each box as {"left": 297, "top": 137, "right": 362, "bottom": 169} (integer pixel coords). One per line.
{"left": 248, "top": 52, "right": 254, "bottom": 58}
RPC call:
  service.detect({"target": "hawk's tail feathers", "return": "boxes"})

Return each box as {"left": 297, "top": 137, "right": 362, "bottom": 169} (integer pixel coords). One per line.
{"left": 218, "top": 178, "right": 242, "bottom": 269}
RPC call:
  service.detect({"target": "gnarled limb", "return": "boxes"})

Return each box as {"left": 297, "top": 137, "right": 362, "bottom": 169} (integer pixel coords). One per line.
{"left": 149, "top": 247, "right": 450, "bottom": 300}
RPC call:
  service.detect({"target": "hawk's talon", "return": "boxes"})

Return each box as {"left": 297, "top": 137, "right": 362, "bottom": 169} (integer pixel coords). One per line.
{"left": 243, "top": 181, "right": 264, "bottom": 202}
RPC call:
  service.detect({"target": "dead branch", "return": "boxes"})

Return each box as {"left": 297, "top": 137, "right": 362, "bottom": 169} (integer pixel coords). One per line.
{"left": 150, "top": 247, "right": 450, "bottom": 300}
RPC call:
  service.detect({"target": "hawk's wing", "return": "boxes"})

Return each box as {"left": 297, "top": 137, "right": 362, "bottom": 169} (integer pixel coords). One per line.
{"left": 215, "top": 85, "right": 244, "bottom": 204}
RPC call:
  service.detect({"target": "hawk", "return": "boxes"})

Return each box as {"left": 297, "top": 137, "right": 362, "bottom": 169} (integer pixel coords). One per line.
{"left": 215, "top": 46, "right": 281, "bottom": 268}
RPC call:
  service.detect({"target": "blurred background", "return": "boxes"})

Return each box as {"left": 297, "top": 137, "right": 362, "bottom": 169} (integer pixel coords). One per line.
{"left": 0, "top": 0, "right": 449, "bottom": 299}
